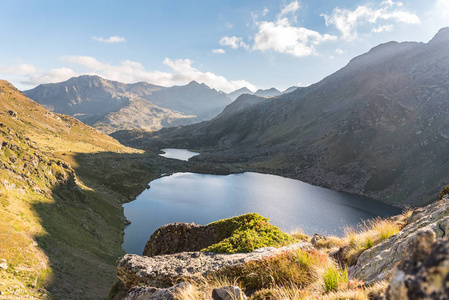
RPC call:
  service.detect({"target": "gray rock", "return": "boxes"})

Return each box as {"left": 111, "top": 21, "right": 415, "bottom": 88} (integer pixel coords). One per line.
{"left": 143, "top": 222, "right": 222, "bottom": 257}
{"left": 349, "top": 198, "right": 449, "bottom": 283}
{"left": 117, "top": 243, "right": 310, "bottom": 290}
{"left": 311, "top": 233, "right": 327, "bottom": 246}
{"left": 212, "top": 286, "right": 247, "bottom": 300}
{"left": 0, "top": 259, "right": 7, "bottom": 270}
{"left": 385, "top": 229, "right": 449, "bottom": 299}
{"left": 7, "top": 110, "right": 17, "bottom": 118}
{"left": 116, "top": 283, "right": 188, "bottom": 300}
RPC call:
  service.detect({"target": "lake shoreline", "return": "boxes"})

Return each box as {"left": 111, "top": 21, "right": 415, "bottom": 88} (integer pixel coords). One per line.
{"left": 122, "top": 169, "right": 401, "bottom": 255}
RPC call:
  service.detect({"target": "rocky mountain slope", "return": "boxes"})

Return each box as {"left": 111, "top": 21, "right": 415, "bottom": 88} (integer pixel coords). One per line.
{"left": 115, "top": 28, "right": 449, "bottom": 207}
{"left": 254, "top": 87, "right": 282, "bottom": 97}
{"left": 23, "top": 76, "right": 231, "bottom": 134}
{"left": 227, "top": 87, "right": 254, "bottom": 101}
{"left": 147, "top": 81, "right": 231, "bottom": 120}
{"left": 227, "top": 86, "right": 297, "bottom": 101}
{"left": 0, "top": 80, "right": 164, "bottom": 299}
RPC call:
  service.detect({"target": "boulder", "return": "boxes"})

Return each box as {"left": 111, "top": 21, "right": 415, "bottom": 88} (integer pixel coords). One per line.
{"left": 117, "top": 243, "right": 310, "bottom": 290}
{"left": 212, "top": 286, "right": 247, "bottom": 300}
{"left": 112, "top": 283, "right": 188, "bottom": 300}
{"left": 311, "top": 233, "right": 327, "bottom": 246}
{"left": 349, "top": 198, "right": 449, "bottom": 283}
{"left": 0, "top": 259, "right": 7, "bottom": 270}
{"left": 143, "top": 222, "right": 222, "bottom": 257}
{"left": 385, "top": 229, "right": 449, "bottom": 299}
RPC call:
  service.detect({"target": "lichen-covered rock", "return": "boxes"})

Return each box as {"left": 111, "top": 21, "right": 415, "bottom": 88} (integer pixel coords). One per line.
{"left": 113, "top": 283, "right": 189, "bottom": 300}
{"left": 143, "top": 222, "right": 222, "bottom": 257}
{"left": 349, "top": 198, "right": 449, "bottom": 283}
{"left": 117, "top": 243, "right": 310, "bottom": 290}
{"left": 212, "top": 286, "right": 247, "bottom": 300}
{"left": 385, "top": 229, "right": 449, "bottom": 299}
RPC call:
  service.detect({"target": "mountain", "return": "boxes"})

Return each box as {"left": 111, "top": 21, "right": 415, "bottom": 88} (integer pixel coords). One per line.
{"left": 254, "top": 87, "right": 282, "bottom": 97}
{"left": 148, "top": 81, "right": 232, "bottom": 120}
{"left": 227, "top": 87, "right": 254, "bottom": 101}
{"left": 23, "top": 75, "right": 162, "bottom": 123}
{"left": 0, "top": 80, "right": 160, "bottom": 298}
{"left": 116, "top": 28, "right": 449, "bottom": 207}
{"left": 283, "top": 86, "right": 299, "bottom": 94}
{"left": 93, "top": 98, "right": 197, "bottom": 134}
{"left": 23, "top": 76, "right": 230, "bottom": 134}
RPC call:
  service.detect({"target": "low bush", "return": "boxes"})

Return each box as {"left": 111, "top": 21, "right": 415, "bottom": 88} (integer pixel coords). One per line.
{"left": 203, "top": 213, "right": 297, "bottom": 254}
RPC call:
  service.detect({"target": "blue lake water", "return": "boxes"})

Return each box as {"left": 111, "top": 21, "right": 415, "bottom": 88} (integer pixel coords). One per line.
{"left": 122, "top": 172, "right": 402, "bottom": 254}
{"left": 159, "top": 148, "right": 199, "bottom": 161}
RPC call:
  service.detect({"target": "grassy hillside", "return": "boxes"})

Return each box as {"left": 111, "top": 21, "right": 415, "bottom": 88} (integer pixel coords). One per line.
{"left": 0, "top": 80, "right": 160, "bottom": 299}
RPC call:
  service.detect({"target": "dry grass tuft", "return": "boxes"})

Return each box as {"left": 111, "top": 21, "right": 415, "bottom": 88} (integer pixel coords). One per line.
{"left": 289, "top": 229, "right": 310, "bottom": 242}
{"left": 343, "top": 217, "right": 402, "bottom": 265}
{"left": 313, "top": 236, "right": 346, "bottom": 251}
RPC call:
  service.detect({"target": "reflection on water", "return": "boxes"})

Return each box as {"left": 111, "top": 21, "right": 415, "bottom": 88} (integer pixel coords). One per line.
{"left": 159, "top": 148, "right": 199, "bottom": 161}
{"left": 123, "top": 172, "right": 401, "bottom": 254}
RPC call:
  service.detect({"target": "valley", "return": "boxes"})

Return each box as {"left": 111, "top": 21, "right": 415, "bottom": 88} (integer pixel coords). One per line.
{"left": 114, "top": 28, "right": 449, "bottom": 208}
{"left": 1, "top": 13, "right": 449, "bottom": 298}
{"left": 0, "top": 81, "right": 237, "bottom": 298}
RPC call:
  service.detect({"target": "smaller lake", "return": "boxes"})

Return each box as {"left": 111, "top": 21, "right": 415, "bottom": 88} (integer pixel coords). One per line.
{"left": 159, "top": 148, "right": 199, "bottom": 161}
{"left": 123, "top": 172, "right": 401, "bottom": 254}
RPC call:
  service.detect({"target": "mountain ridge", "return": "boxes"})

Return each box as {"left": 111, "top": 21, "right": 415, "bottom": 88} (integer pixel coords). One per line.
{"left": 115, "top": 27, "right": 449, "bottom": 207}
{"left": 23, "top": 76, "right": 231, "bottom": 134}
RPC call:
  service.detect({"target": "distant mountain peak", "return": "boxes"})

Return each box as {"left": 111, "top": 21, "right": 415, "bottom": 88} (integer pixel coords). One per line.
{"left": 254, "top": 88, "right": 281, "bottom": 98}
{"left": 227, "top": 87, "right": 254, "bottom": 101}
{"left": 429, "top": 27, "right": 449, "bottom": 45}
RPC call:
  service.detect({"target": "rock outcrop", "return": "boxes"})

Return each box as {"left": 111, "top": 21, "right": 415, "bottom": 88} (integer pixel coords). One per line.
{"left": 117, "top": 243, "right": 310, "bottom": 290}
{"left": 384, "top": 229, "right": 441, "bottom": 299}
{"left": 143, "top": 223, "right": 222, "bottom": 257}
{"left": 212, "top": 286, "right": 247, "bottom": 300}
{"left": 349, "top": 197, "right": 449, "bottom": 283}
{"left": 112, "top": 283, "right": 189, "bottom": 300}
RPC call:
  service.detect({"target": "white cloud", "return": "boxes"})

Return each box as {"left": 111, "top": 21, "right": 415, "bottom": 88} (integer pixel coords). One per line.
{"left": 436, "top": 0, "right": 449, "bottom": 15}
{"left": 1, "top": 56, "right": 257, "bottom": 92}
{"left": 335, "top": 48, "right": 344, "bottom": 54}
{"left": 91, "top": 35, "right": 126, "bottom": 43}
{"left": 0, "top": 63, "right": 77, "bottom": 86}
{"left": 322, "top": 4, "right": 420, "bottom": 40}
{"left": 212, "top": 49, "right": 226, "bottom": 54}
{"left": 0, "top": 64, "right": 39, "bottom": 75}
{"left": 219, "top": 36, "right": 249, "bottom": 49}
{"left": 380, "top": 0, "right": 403, "bottom": 7}
{"left": 279, "top": 1, "right": 300, "bottom": 17}
{"left": 253, "top": 18, "right": 337, "bottom": 57}
{"left": 372, "top": 24, "right": 394, "bottom": 33}
{"left": 220, "top": 2, "right": 336, "bottom": 57}
{"left": 59, "top": 56, "right": 256, "bottom": 93}
{"left": 21, "top": 68, "right": 78, "bottom": 86}
{"left": 62, "top": 55, "right": 105, "bottom": 70}
{"left": 262, "top": 8, "right": 269, "bottom": 16}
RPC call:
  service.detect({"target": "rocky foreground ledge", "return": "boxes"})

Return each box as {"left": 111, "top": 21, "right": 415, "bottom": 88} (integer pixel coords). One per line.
{"left": 117, "top": 243, "right": 310, "bottom": 291}
{"left": 112, "top": 196, "right": 449, "bottom": 300}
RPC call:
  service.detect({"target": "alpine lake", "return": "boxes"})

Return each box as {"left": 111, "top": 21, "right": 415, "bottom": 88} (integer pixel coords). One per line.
{"left": 123, "top": 149, "right": 401, "bottom": 254}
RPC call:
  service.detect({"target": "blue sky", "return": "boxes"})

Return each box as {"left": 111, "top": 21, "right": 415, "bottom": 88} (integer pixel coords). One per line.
{"left": 0, "top": 0, "right": 448, "bottom": 92}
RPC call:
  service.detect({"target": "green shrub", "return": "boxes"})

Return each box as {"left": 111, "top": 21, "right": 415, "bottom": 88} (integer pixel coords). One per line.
{"left": 202, "top": 213, "right": 297, "bottom": 254}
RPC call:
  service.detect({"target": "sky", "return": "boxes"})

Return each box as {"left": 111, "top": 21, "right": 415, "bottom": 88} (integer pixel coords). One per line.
{"left": 0, "top": 0, "right": 448, "bottom": 93}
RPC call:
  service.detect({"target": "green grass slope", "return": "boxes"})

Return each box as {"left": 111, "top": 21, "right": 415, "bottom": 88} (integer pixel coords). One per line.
{"left": 0, "top": 80, "right": 159, "bottom": 299}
